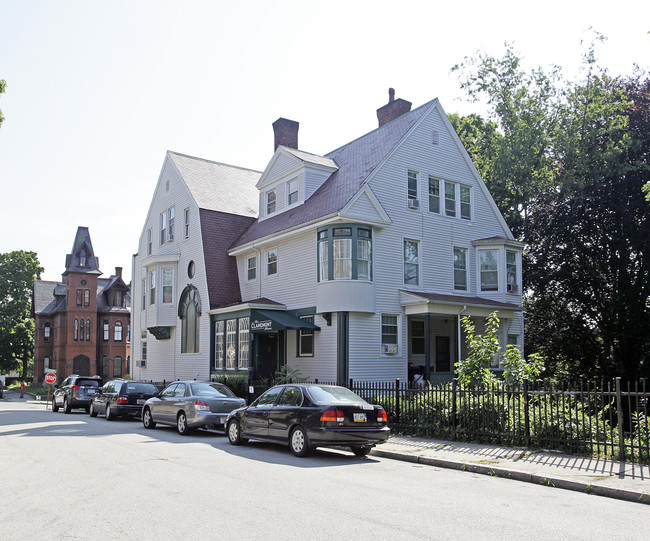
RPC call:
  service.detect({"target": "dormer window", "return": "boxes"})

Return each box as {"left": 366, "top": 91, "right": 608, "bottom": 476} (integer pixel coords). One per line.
{"left": 80, "top": 250, "right": 87, "bottom": 267}
{"left": 287, "top": 179, "right": 298, "bottom": 205}
{"left": 267, "top": 191, "right": 276, "bottom": 214}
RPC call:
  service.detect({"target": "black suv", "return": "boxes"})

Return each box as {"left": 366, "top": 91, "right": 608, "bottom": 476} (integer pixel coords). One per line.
{"left": 52, "top": 375, "right": 103, "bottom": 413}
{"left": 89, "top": 379, "right": 159, "bottom": 420}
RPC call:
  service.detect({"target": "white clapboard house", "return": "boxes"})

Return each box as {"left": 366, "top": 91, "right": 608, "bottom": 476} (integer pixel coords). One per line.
{"left": 132, "top": 90, "right": 523, "bottom": 384}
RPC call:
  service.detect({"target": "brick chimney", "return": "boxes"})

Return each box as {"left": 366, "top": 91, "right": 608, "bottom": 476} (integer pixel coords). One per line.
{"left": 272, "top": 118, "right": 299, "bottom": 151}
{"left": 376, "top": 88, "right": 412, "bottom": 127}
{"left": 115, "top": 267, "right": 122, "bottom": 279}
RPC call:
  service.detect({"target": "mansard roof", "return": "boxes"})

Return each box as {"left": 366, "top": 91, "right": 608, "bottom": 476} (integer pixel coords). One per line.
{"left": 63, "top": 226, "right": 101, "bottom": 276}
{"left": 168, "top": 151, "right": 261, "bottom": 217}
{"left": 231, "top": 99, "right": 436, "bottom": 248}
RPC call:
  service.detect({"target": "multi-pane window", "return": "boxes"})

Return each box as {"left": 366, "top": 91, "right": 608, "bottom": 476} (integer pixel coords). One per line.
{"left": 162, "top": 268, "right": 173, "bottom": 303}
{"left": 403, "top": 239, "right": 420, "bottom": 286}
{"left": 407, "top": 170, "right": 418, "bottom": 200}
{"left": 167, "top": 207, "right": 175, "bottom": 241}
{"left": 73, "top": 319, "right": 79, "bottom": 341}
{"left": 214, "top": 321, "right": 224, "bottom": 369}
{"left": 460, "top": 185, "right": 471, "bottom": 220}
{"left": 428, "top": 176, "right": 440, "bottom": 214}
{"left": 267, "top": 249, "right": 278, "bottom": 275}
{"left": 381, "top": 315, "right": 398, "bottom": 345}
{"left": 103, "top": 321, "right": 109, "bottom": 341}
{"left": 238, "top": 318, "right": 250, "bottom": 369}
{"left": 114, "top": 321, "right": 123, "bottom": 342}
{"left": 445, "top": 181, "right": 456, "bottom": 217}
{"left": 141, "top": 330, "right": 147, "bottom": 361}
{"left": 141, "top": 279, "right": 146, "bottom": 310}
{"left": 454, "top": 248, "right": 468, "bottom": 291}
{"left": 44, "top": 323, "right": 51, "bottom": 342}
{"left": 298, "top": 315, "right": 314, "bottom": 356}
{"left": 247, "top": 256, "right": 256, "bottom": 281}
{"left": 506, "top": 250, "right": 518, "bottom": 293}
{"left": 149, "top": 270, "right": 156, "bottom": 305}
{"left": 147, "top": 229, "right": 152, "bottom": 255}
{"left": 160, "top": 211, "right": 167, "bottom": 245}
{"left": 267, "top": 191, "right": 276, "bottom": 214}
{"left": 410, "top": 320, "right": 425, "bottom": 355}
{"left": 317, "top": 225, "right": 372, "bottom": 282}
{"left": 184, "top": 208, "right": 190, "bottom": 239}
{"left": 226, "top": 319, "right": 237, "bottom": 369}
{"left": 287, "top": 179, "right": 298, "bottom": 205}
{"left": 76, "top": 289, "right": 82, "bottom": 306}
{"left": 86, "top": 319, "right": 91, "bottom": 342}
{"left": 84, "top": 289, "right": 90, "bottom": 307}
{"left": 80, "top": 319, "right": 85, "bottom": 342}
{"left": 480, "top": 249, "right": 499, "bottom": 291}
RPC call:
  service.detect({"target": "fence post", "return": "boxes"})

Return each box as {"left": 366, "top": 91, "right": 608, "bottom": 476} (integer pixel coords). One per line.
{"left": 523, "top": 378, "right": 530, "bottom": 448}
{"left": 349, "top": 378, "right": 353, "bottom": 390}
{"left": 615, "top": 377, "right": 625, "bottom": 461}
{"left": 395, "top": 379, "right": 401, "bottom": 426}
{"left": 451, "top": 378, "right": 457, "bottom": 441}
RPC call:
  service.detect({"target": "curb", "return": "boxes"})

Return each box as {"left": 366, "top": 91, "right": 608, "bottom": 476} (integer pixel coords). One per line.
{"left": 371, "top": 448, "right": 650, "bottom": 506}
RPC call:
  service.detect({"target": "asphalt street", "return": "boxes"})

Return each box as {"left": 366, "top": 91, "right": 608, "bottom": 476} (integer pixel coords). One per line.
{"left": 0, "top": 399, "right": 647, "bottom": 540}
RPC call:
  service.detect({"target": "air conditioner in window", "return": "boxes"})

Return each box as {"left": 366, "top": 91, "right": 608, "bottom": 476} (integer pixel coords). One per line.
{"left": 136, "top": 360, "right": 146, "bottom": 367}
{"left": 408, "top": 199, "right": 420, "bottom": 210}
{"left": 382, "top": 344, "right": 398, "bottom": 355}
{"left": 507, "top": 283, "right": 519, "bottom": 293}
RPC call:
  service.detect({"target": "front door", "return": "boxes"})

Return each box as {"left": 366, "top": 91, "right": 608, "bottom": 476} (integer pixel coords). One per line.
{"left": 73, "top": 355, "right": 90, "bottom": 375}
{"left": 256, "top": 333, "right": 278, "bottom": 379}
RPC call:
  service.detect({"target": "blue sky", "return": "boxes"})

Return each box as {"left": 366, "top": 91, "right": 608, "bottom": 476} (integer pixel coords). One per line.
{"left": 0, "top": 0, "right": 648, "bottom": 284}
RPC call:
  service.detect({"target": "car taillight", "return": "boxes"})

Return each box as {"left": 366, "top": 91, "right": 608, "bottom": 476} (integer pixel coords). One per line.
{"left": 116, "top": 397, "right": 128, "bottom": 404}
{"left": 70, "top": 386, "right": 80, "bottom": 390}
{"left": 194, "top": 400, "right": 210, "bottom": 411}
{"left": 320, "top": 409, "right": 344, "bottom": 422}
{"left": 377, "top": 409, "right": 388, "bottom": 423}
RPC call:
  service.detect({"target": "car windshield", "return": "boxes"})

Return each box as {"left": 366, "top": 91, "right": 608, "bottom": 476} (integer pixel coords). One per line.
{"left": 125, "top": 383, "right": 158, "bottom": 394}
{"left": 306, "top": 385, "right": 369, "bottom": 405}
{"left": 190, "top": 382, "right": 236, "bottom": 398}
{"left": 78, "top": 379, "right": 100, "bottom": 387}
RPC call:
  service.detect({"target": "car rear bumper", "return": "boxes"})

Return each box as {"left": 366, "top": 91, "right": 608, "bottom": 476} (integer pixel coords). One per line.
{"left": 307, "top": 426, "right": 390, "bottom": 447}
{"left": 187, "top": 411, "right": 230, "bottom": 429}
{"left": 114, "top": 405, "right": 145, "bottom": 417}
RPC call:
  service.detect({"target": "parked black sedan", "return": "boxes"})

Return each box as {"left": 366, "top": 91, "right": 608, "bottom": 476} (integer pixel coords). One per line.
{"left": 226, "top": 384, "right": 390, "bottom": 457}
{"left": 89, "top": 379, "right": 160, "bottom": 420}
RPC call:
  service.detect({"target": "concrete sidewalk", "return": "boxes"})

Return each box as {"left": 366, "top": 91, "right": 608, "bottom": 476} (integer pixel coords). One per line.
{"left": 372, "top": 435, "right": 650, "bottom": 505}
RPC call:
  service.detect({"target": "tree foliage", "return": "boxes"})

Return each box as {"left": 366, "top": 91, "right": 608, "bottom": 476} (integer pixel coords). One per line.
{"left": 0, "top": 251, "right": 43, "bottom": 375}
{"left": 456, "top": 313, "right": 499, "bottom": 387}
{"left": 0, "top": 79, "right": 5, "bottom": 127}
{"left": 451, "top": 38, "right": 650, "bottom": 382}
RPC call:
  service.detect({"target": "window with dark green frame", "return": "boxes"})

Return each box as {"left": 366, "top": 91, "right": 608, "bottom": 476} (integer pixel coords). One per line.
{"left": 298, "top": 315, "right": 314, "bottom": 356}
{"left": 317, "top": 224, "right": 372, "bottom": 282}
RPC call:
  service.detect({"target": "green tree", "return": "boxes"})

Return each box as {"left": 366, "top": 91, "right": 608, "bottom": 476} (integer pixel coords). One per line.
{"left": 456, "top": 312, "right": 499, "bottom": 387}
{"left": 0, "top": 79, "right": 5, "bottom": 127}
{"left": 0, "top": 251, "right": 43, "bottom": 376}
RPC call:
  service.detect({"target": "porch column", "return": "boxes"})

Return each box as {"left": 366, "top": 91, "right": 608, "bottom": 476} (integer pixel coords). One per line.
{"left": 424, "top": 313, "right": 431, "bottom": 381}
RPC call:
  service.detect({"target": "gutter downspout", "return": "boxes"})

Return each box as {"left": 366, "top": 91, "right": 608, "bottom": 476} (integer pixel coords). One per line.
{"left": 457, "top": 305, "right": 467, "bottom": 371}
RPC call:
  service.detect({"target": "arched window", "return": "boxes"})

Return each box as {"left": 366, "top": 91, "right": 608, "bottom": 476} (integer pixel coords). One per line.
{"left": 86, "top": 319, "right": 91, "bottom": 342}
{"left": 113, "top": 356, "right": 123, "bottom": 377}
{"left": 178, "top": 285, "right": 201, "bottom": 354}
{"left": 80, "top": 319, "right": 85, "bottom": 342}
{"left": 74, "top": 319, "right": 79, "bottom": 341}
{"left": 114, "top": 321, "right": 123, "bottom": 342}
{"left": 103, "top": 321, "right": 109, "bottom": 341}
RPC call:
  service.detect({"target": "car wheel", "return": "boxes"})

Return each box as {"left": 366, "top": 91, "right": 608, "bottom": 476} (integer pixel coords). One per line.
{"left": 105, "top": 404, "right": 115, "bottom": 421}
{"left": 51, "top": 397, "right": 59, "bottom": 412}
{"left": 142, "top": 407, "right": 156, "bottom": 429}
{"left": 177, "top": 412, "right": 192, "bottom": 435}
{"left": 351, "top": 446, "right": 371, "bottom": 457}
{"left": 89, "top": 402, "right": 97, "bottom": 417}
{"left": 227, "top": 419, "right": 247, "bottom": 445}
{"left": 63, "top": 397, "right": 71, "bottom": 414}
{"left": 289, "top": 425, "right": 310, "bottom": 457}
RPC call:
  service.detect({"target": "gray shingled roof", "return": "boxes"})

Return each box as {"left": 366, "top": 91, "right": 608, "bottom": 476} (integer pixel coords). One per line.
{"left": 33, "top": 280, "right": 60, "bottom": 315}
{"left": 281, "top": 147, "right": 338, "bottom": 169}
{"left": 402, "top": 290, "right": 522, "bottom": 310}
{"left": 63, "top": 226, "right": 101, "bottom": 275}
{"left": 231, "top": 99, "right": 436, "bottom": 248}
{"left": 168, "top": 152, "right": 261, "bottom": 217}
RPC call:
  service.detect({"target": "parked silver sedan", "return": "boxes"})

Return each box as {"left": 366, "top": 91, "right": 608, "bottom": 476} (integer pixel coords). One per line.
{"left": 142, "top": 381, "right": 246, "bottom": 435}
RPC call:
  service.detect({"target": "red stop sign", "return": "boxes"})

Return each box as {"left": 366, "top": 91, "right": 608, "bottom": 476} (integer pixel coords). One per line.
{"left": 44, "top": 372, "right": 56, "bottom": 385}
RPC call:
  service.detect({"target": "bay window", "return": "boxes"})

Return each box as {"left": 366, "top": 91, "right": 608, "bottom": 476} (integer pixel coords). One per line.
{"left": 479, "top": 249, "right": 499, "bottom": 291}
{"left": 317, "top": 224, "right": 372, "bottom": 282}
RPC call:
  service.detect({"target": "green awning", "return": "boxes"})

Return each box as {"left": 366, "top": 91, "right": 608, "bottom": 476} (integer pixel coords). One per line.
{"left": 250, "top": 309, "right": 320, "bottom": 333}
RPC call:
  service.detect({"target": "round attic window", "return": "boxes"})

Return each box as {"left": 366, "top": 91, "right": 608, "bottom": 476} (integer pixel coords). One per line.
{"left": 81, "top": 280, "right": 87, "bottom": 286}
{"left": 188, "top": 260, "right": 195, "bottom": 279}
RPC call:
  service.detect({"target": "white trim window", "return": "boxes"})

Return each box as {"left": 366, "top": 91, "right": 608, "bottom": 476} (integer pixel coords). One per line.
{"left": 184, "top": 208, "right": 190, "bottom": 239}
{"left": 506, "top": 250, "right": 519, "bottom": 293}
{"left": 162, "top": 268, "right": 173, "bottom": 304}
{"left": 247, "top": 256, "right": 256, "bottom": 281}
{"left": 333, "top": 237, "right": 352, "bottom": 279}
{"left": 403, "top": 239, "right": 420, "bottom": 286}
{"left": 149, "top": 270, "right": 156, "bottom": 305}
{"left": 460, "top": 185, "right": 471, "bottom": 220}
{"left": 147, "top": 229, "right": 152, "bottom": 255}
{"left": 479, "top": 249, "right": 499, "bottom": 292}
{"left": 114, "top": 321, "right": 123, "bottom": 342}
{"left": 428, "top": 176, "right": 440, "bottom": 214}
{"left": 160, "top": 211, "right": 167, "bottom": 245}
{"left": 445, "top": 181, "right": 456, "bottom": 217}
{"left": 267, "top": 191, "right": 276, "bottom": 215}
{"left": 141, "top": 279, "right": 146, "bottom": 310}
{"left": 381, "top": 314, "right": 399, "bottom": 349}
{"left": 238, "top": 318, "right": 250, "bottom": 369}
{"left": 454, "top": 248, "right": 468, "bottom": 291}
{"left": 357, "top": 236, "right": 372, "bottom": 281}
{"left": 267, "top": 249, "right": 278, "bottom": 276}
{"left": 287, "top": 178, "right": 298, "bottom": 205}
{"left": 214, "top": 321, "right": 224, "bottom": 369}
{"left": 168, "top": 207, "right": 175, "bottom": 241}
{"left": 407, "top": 170, "right": 418, "bottom": 201}
{"left": 318, "top": 232, "right": 329, "bottom": 281}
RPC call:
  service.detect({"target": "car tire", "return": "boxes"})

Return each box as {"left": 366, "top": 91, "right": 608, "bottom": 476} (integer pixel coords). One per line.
{"left": 52, "top": 398, "right": 59, "bottom": 412}
{"left": 105, "top": 404, "right": 115, "bottom": 421}
{"left": 177, "top": 412, "right": 192, "bottom": 435}
{"left": 142, "top": 407, "right": 156, "bottom": 429}
{"left": 63, "top": 397, "right": 71, "bottom": 414}
{"left": 227, "top": 419, "right": 247, "bottom": 446}
{"left": 351, "top": 446, "right": 371, "bottom": 457}
{"left": 89, "top": 402, "right": 97, "bottom": 417}
{"left": 289, "top": 425, "right": 311, "bottom": 457}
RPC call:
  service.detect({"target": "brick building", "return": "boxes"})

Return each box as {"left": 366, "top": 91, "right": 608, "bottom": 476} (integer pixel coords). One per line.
{"left": 33, "top": 226, "right": 131, "bottom": 385}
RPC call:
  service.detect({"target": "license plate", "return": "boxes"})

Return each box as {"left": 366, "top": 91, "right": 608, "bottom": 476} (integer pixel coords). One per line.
{"left": 353, "top": 413, "right": 367, "bottom": 423}
{"left": 137, "top": 399, "right": 145, "bottom": 405}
